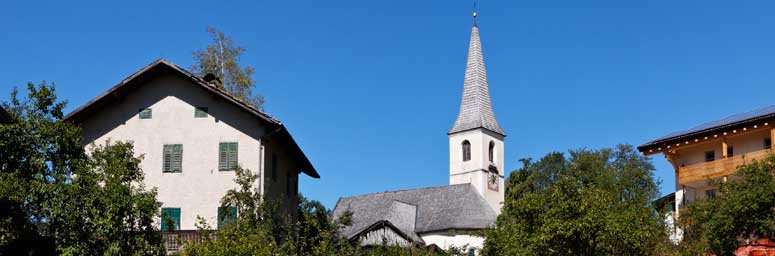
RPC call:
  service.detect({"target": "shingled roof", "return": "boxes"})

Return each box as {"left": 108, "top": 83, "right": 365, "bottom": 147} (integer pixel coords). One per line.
{"left": 638, "top": 105, "right": 775, "bottom": 153}
{"left": 63, "top": 58, "right": 319, "bottom": 178}
{"left": 449, "top": 24, "right": 505, "bottom": 136}
{"left": 332, "top": 184, "right": 497, "bottom": 241}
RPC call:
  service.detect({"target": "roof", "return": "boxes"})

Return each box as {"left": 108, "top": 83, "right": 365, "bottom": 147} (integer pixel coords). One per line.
{"left": 638, "top": 105, "right": 775, "bottom": 153}
{"left": 63, "top": 58, "right": 319, "bottom": 178}
{"left": 0, "top": 106, "right": 11, "bottom": 124}
{"left": 449, "top": 25, "right": 505, "bottom": 136}
{"left": 332, "top": 184, "right": 497, "bottom": 240}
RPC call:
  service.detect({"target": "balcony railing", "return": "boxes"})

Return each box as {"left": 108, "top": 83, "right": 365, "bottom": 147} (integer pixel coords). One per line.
{"left": 161, "top": 230, "right": 207, "bottom": 254}
{"left": 678, "top": 148, "right": 773, "bottom": 184}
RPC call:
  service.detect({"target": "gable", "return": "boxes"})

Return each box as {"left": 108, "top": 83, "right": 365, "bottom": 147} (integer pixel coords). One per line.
{"left": 64, "top": 59, "right": 319, "bottom": 178}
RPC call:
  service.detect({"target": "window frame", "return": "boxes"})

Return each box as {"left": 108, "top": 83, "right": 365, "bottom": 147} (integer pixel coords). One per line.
{"left": 161, "top": 207, "right": 181, "bottom": 231}
{"left": 462, "top": 140, "right": 471, "bottom": 162}
{"left": 139, "top": 108, "right": 152, "bottom": 119}
{"left": 704, "top": 150, "right": 715, "bottom": 162}
{"left": 765, "top": 138, "right": 772, "bottom": 150}
{"left": 163, "top": 144, "right": 183, "bottom": 173}
{"left": 217, "top": 206, "right": 238, "bottom": 229}
{"left": 219, "top": 142, "right": 239, "bottom": 171}
{"left": 488, "top": 141, "right": 495, "bottom": 163}
{"left": 194, "top": 106, "right": 209, "bottom": 118}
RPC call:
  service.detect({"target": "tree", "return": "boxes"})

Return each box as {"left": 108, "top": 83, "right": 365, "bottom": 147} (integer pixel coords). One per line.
{"left": 192, "top": 27, "right": 264, "bottom": 110}
{"left": 678, "top": 155, "right": 775, "bottom": 255}
{"left": 482, "top": 145, "right": 667, "bottom": 255}
{"left": 0, "top": 82, "right": 164, "bottom": 255}
{"left": 182, "top": 166, "right": 461, "bottom": 256}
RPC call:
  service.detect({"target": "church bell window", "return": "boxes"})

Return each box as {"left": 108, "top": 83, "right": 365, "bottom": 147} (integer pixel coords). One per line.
{"left": 462, "top": 140, "right": 471, "bottom": 162}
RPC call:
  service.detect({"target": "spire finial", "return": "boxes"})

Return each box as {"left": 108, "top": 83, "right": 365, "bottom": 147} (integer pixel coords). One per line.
{"left": 472, "top": 0, "right": 479, "bottom": 27}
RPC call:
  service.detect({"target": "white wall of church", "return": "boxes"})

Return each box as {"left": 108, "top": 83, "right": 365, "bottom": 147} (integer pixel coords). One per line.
{"left": 421, "top": 232, "right": 485, "bottom": 254}
{"left": 78, "top": 73, "right": 298, "bottom": 230}
{"left": 448, "top": 128, "right": 505, "bottom": 213}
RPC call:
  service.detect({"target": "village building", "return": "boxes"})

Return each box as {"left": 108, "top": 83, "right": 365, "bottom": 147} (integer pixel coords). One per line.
{"left": 332, "top": 12, "right": 505, "bottom": 253}
{"left": 64, "top": 59, "right": 319, "bottom": 252}
{"left": 639, "top": 106, "right": 775, "bottom": 241}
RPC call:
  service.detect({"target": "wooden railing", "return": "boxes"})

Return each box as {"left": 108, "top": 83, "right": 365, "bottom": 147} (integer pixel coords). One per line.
{"left": 678, "top": 148, "right": 773, "bottom": 184}
{"left": 161, "top": 230, "right": 206, "bottom": 254}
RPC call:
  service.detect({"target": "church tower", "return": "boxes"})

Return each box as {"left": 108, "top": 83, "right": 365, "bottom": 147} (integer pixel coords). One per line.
{"left": 449, "top": 11, "right": 506, "bottom": 214}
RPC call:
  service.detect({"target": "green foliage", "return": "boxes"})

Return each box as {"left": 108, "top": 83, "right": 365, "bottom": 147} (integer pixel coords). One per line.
{"left": 192, "top": 27, "right": 264, "bottom": 110}
{"left": 183, "top": 166, "right": 464, "bottom": 256}
{"left": 678, "top": 155, "right": 775, "bottom": 255}
{"left": 482, "top": 145, "right": 667, "bottom": 255}
{"left": 0, "top": 82, "right": 164, "bottom": 255}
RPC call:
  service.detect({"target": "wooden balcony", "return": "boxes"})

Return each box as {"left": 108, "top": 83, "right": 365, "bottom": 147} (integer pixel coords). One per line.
{"left": 162, "top": 230, "right": 206, "bottom": 254}
{"left": 678, "top": 148, "right": 773, "bottom": 184}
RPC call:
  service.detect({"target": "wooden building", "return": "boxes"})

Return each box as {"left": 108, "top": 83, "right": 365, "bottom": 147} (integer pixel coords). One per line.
{"left": 639, "top": 106, "right": 775, "bottom": 241}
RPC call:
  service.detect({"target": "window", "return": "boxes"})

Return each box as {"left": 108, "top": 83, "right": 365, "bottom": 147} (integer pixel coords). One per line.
{"left": 727, "top": 146, "right": 734, "bottom": 157}
{"left": 219, "top": 142, "right": 238, "bottom": 171}
{"left": 163, "top": 144, "right": 183, "bottom": 173}
{"left": 194, "top": 107, "right": 209, "bottom": 118}
{"left": 705, "top": 189, "right": 717, "bottom": 199}
{"left": 139, "top": 108, "right": 152, "bottom": 119}
{"left": 271, "top": 154, "right": 278, "bottom": 181}
{"left": 704, "top": 151, "right": 715, "bottom": 162}
{"left": 462, "top": 140, "right": 471, "bottom": 162}
{"left": 766, "top": 138, "right": 772, "bottom": 149}
{"left": 161, "top": 208, "right": 181, "bottom": 231}
{"left": 488, "top": 141, "right": 495, "bottom": 163}
{"left": 217, "top": 206, "right": 237, "bottom": 229}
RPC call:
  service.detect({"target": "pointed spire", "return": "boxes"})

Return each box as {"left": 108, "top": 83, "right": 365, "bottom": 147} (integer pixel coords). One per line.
{"left": 449, "top": 17, "right": 505, "bottom": 136}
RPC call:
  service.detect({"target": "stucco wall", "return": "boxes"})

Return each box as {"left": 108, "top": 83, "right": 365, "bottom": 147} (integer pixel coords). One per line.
{"left": 448, "top": 128, "right": 505, "bottom": 213}
{"left": 79, "top": 73, "right": 298, "bottom": 230}
{"left": 421, "top": 231, "right": 484, "bottom": 254}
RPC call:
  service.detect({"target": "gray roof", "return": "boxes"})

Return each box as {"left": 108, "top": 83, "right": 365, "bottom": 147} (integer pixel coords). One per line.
{"left": 332, "top": 184, "right": 497, "bottom": 240}
{"left": 449, "top": 24, "right": 505, "bottom": 136}
{"left": 639, "top": 105, "right": 775, "bottom": 152}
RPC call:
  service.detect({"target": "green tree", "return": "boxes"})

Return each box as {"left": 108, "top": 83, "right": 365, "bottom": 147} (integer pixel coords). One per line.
{"left": 192, "top": 27, "right": 264, "bottom": 110}
{"left": 0, "top": 82, "right": 164, "bottom": 255}
{"left": 182, "top": 166, "right": 462, "bottom": 256}
{"left": 482, "top": 145, "right": 666, "bottom": 255}
{"left": 678, "top": 155, "right": 775, "bottom": 255}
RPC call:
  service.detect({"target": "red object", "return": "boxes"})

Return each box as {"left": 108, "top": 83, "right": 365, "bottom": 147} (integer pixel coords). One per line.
{"left": 737, "top": 238, "right": 775, "bottom": 256}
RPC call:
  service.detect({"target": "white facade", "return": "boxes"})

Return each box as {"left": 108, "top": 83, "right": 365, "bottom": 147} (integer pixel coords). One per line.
{"left": 74, "top": 65, "right": 307, "bottom": 230}
{"left": 421, "top": 232, "right": 485, "bottom": 253}
{"left": 448, "top": 128, "right": 505, "bottom": 214}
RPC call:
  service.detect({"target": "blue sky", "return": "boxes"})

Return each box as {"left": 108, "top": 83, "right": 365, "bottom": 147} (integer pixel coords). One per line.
{"left": 3, "top": 0, "right": 775, "bottom": 208}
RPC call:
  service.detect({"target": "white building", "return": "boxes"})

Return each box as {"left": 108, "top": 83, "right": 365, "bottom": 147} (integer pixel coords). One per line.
{"left": 64, "top": 59, "right": 319, "bottom": 234}
{"left": 332, "top": 12, "right": 506, "bottom": 253}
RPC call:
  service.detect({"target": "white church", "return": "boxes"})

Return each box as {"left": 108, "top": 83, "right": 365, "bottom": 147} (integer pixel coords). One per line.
{"left": 332, "top": 11, "right": 506, "bottom": 253}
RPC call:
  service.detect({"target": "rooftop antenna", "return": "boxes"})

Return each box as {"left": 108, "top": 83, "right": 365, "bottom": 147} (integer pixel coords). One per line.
{"left": 473, "top": 0, "right": 479, "bottom": 27}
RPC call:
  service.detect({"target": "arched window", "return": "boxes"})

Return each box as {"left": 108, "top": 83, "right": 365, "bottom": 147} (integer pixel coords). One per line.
{"left": 489, "top": 141, "right": 495, "bottom": 163}
{"left": 462, "top": 140, "right": 471, "bottom": 162}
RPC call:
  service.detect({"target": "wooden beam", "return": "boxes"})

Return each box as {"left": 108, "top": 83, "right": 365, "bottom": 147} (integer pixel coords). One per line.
{"left": 722, "top": 139, "right": 728, "bottom": 158}
{"left": 770, "top": 128, "right": 775, "bottom": 150}
{"left": 665, "top": 152, "right": 680, "bottom": 172}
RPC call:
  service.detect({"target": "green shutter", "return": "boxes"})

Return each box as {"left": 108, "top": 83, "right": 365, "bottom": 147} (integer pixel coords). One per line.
{"left": 217, "top": 206, "right": 238, "bottom": 229}
{"left": 139, "top": 108, "right": 152, "bottom": 119}
{"left": 195, "top": 107, "right": 209, "bottom": 118}
{"left": 173, "top": 144, "right": 182, "bottom": 172}
{"left": 163, "top": 145, "right": 172, "bottom": 172}
{"left": 219, "top": 143, "right": 228, "bottom": 171}
{"left": 229, "top": 143, "right": 238, "bottom": 170}
{"left": 161, "top": 208, "right": 181, "bottom": 231}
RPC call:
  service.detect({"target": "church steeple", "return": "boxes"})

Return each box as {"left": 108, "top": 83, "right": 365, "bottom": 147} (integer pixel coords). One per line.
{"left": 449, "top": 12, "right": 505, "bottom": 136}
{"left": 448, "top": 11, "right": 505, "bottom": 214}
